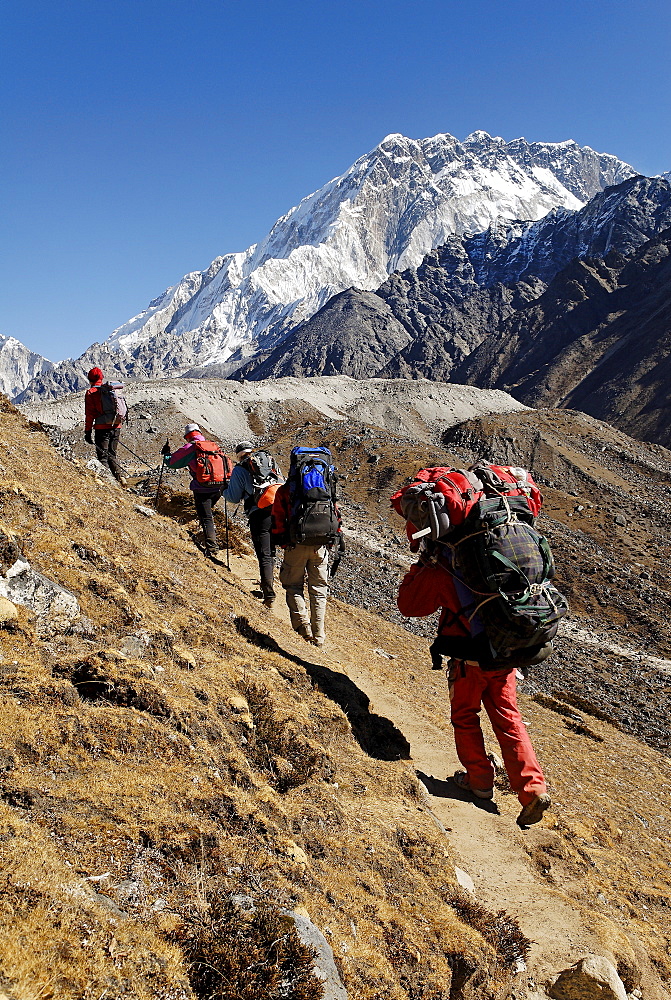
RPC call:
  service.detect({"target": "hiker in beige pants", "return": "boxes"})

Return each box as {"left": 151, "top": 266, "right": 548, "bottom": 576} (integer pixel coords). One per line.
{"left": 279, "top": 543, "right": 329, "bottom": 646}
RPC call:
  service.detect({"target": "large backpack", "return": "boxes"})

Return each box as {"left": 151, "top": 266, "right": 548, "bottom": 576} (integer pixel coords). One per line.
{"left": 193, "top": 440, "right": 233, "bottom": 486}
{"left": 288, "top": 446, "right": 339, "bottom": 546}
{"left": 391, "top": 463, "right": 568, "bottom": 663}
{"left": 98, "top": 381, "right": 128, "bottom": 426}
{"left": 244, "top": 450, "right": 283, "bottom": 509}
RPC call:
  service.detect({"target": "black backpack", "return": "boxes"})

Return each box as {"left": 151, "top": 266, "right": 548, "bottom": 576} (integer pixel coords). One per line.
{"left": 244, "top": 450, "right": 282, "bottom": 507}
{"left": 449, "top": 491, "right": 568, "bottom": 661}
{"left": 287, "top": 446, "right": 339, "bottom": 546}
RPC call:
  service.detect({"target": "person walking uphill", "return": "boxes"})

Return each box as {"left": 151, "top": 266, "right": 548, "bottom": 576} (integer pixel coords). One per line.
{"left": 164, "top": 424, "right": 232, "bottom": 560}
{"left": 271, "top": 446, "right": 342, "bottom": 649}
{"left": 222, "top": 442, "right": 283, "bottom": 607}
{"left": 393, "top": 462, "right": 568, "bottom": 827}
{"left": 84, "top": 367, "right": 128, "bottom": 486}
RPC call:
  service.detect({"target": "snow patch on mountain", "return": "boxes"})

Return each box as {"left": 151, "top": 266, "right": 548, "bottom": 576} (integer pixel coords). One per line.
{"left": 0, "top": 336, "right": 53, "bottom": 398}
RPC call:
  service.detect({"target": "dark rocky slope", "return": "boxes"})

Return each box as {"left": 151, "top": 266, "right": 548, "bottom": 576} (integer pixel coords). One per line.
{"left": 235, "top": 289, "right": 412, "bottom": 380}
{"left": 238, "top": 176, "right": 671, "bottom": 388}
{"left": 455, "top": 230, "right": 671, "bottom": 446}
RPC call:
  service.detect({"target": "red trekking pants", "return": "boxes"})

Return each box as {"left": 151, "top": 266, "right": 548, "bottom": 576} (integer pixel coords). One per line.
{"left": 448, "top": 659, "right": 547, "bottom": 807}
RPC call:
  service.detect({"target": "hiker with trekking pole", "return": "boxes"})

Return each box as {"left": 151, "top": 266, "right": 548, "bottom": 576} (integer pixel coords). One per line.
{"left": 163, "top": 424, "right": 233, "bottom": 561}
{"left": 222, "top": 442, "right": 283, "bottom": 607}
{"left": 392, "top": 461, "right": 568, "bottom": 827}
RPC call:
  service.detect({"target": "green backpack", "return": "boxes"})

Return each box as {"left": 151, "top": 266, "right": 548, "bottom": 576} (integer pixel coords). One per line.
{"left": 449, "top": 491, "right": 568, "bottom": 659}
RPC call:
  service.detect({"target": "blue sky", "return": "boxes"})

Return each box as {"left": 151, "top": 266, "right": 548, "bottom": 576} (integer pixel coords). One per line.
{"left": 2, "top": 0, "right": 670, "bottom": 362}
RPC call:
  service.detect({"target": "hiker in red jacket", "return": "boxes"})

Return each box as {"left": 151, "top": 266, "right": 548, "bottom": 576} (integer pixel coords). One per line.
{"left": 84, "top": 367, "right": 127, "bottom": 486}
{"left": 164, "top": 424, "right": 231, "bottom": 560}
{"left": 398, "top": 541, "right": 551, "bottom": 827}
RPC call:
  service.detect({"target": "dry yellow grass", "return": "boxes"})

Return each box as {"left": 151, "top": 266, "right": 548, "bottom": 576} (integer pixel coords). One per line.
{"left": 2, "top": 396, "right": 671, "bottom": 999}
{"left": 0, "top": 401, "right": 501, "bottom": 999}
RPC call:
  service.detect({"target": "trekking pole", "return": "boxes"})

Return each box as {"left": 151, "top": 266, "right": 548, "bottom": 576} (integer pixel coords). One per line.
{"left": 155, "top": 438, "right": 171, "bottom": 508}
{"left": 224, "top": 495, "right": 231, "bottom": 570}
{"left": 117, "top": 438, "right": 157, "bottom": 470}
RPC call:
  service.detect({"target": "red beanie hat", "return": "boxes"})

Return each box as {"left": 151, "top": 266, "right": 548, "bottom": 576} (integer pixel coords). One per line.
{"left": 88, "top": 367, "right": 104, "bottom": 382}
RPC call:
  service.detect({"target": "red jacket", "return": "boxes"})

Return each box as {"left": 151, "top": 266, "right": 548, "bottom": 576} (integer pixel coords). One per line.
{"left": 84, "top": 379, "right": 114, "bottom": 433}
{"left": 397, "top": 556, "right": 471, "bottom": 639}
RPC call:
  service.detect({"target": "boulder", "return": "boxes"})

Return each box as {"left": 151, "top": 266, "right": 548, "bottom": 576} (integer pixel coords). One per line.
{"left": 0, "top": 523, "right": 23, "bottom": 573}
{"left": 285, "top": 910, "right": 349, "bottom": 1000}
{"left": 0, "top": 559, "right": 81, "bottom": 637}
{"left": 0, "top": 596, "right": 18, "bottom": 625}
{"left": 119, "top": 631, "right": 152, "bottom": 658}
{"left": 550, "top": 955, "right": 628, "bottom": 1000}
{"left": 454, "top": 866, "right": 476, "bottom": 895}
{"left": 85, "top": 458, "right": 116, "bottom": 483}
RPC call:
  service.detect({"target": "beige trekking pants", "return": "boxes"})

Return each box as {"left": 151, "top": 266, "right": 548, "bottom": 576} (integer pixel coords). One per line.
{"left": 279, "top": 543, "right": 329, "bottom": 641}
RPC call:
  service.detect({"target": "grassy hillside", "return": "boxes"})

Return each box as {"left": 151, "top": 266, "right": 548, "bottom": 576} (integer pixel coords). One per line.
{"left": 2, "top": 394, "right": 671, "bottom": 999}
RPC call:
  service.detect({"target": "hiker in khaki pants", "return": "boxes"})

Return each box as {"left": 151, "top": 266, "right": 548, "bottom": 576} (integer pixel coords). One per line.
{"left": 271, "top": 474, "right": 342, "bottom": 649}
{"left": 279, "top": 542, "right": 329, "bottom": 647}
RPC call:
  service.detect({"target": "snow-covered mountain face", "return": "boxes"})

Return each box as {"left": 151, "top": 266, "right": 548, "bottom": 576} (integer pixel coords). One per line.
{"left": 16, "top": 131, "right": 636, "bottom": 402}
{"left": 236, "top": 175, "right": 671, "bottom": 385}
{"left": 105, "top": 132, "right": 633, "bottom": 371}
{"left": 0, "top": 336, "right": 53, "bottom": 398}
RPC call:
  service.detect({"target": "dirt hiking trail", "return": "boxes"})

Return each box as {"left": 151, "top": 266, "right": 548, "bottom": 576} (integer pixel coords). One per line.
{"left": 224, "top": 547, "right": 666, "bottom": 1000}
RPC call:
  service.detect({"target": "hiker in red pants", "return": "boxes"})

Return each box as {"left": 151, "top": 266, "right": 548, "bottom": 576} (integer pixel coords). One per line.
{"left": 398, "top": 543, "right": 551, "bottom": 826}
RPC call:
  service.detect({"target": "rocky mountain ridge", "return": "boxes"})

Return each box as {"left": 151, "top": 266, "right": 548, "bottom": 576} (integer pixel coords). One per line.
{"left": 0, "top": 334, "right": 53, "bottom": 399}
{"left": 237, "top": 177, "right": 671, "bottom": 446}
{"left": 237, "top": 175, "right": 671, "bottom": 384}
{"left": 16, "top": 131, "right": 635, "bottom": 401}
{"left": 454, "top": 228, "right": 671, "bottom": 445}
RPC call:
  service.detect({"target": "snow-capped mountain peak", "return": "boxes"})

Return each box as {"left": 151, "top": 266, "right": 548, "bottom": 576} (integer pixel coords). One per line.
{"left": 18, "top": 131, "right": 637, "bottom": 400}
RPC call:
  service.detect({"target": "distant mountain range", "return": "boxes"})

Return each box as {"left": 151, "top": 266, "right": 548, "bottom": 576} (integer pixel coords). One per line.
{"left": 15, "top": 130, "right": 635, "bottom": 401}
{"left": 9, "top": 131, "right": 671, "bottom": 449}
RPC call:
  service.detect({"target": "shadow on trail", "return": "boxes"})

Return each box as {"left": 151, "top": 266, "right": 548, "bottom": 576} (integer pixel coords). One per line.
{"left": 234, "top": 616, "right": 411, "bottom": 762}
{"left": 416, "top": 770, "right": 500, "bottom": 814}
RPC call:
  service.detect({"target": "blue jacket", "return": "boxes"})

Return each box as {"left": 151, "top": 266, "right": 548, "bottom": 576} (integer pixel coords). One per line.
{"left": 222, "top": 464, "right": 255, "bottom": 509}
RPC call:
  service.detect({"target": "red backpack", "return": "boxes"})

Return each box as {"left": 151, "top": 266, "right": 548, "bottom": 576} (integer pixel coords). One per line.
{"left": 193, "top": 441, "right": 233, "bottom": 486}
{"left": 390, "top": 464, "right": 542, "bottom": 548}
{"left": 391, "top": 463, "right": 567, "bottom": 662}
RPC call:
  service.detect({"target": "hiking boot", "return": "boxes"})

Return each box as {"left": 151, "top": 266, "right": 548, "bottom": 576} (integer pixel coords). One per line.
{"left": 312, "top": 637, "right": 325, "bottom": 649}
{"left": 452, "top": 770, "right": 494, "bottom": 800}
{"left": 516, "top": 793, "right": 551, "bottom": 827}
{"left": 263, "top": 595, "right": 276, "bottom": 609}
{"left": 294, "top": 625, "right": 313, "bottom": 642}
{"left": 116, "top": 476, "right": 128, "bottom": 488}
